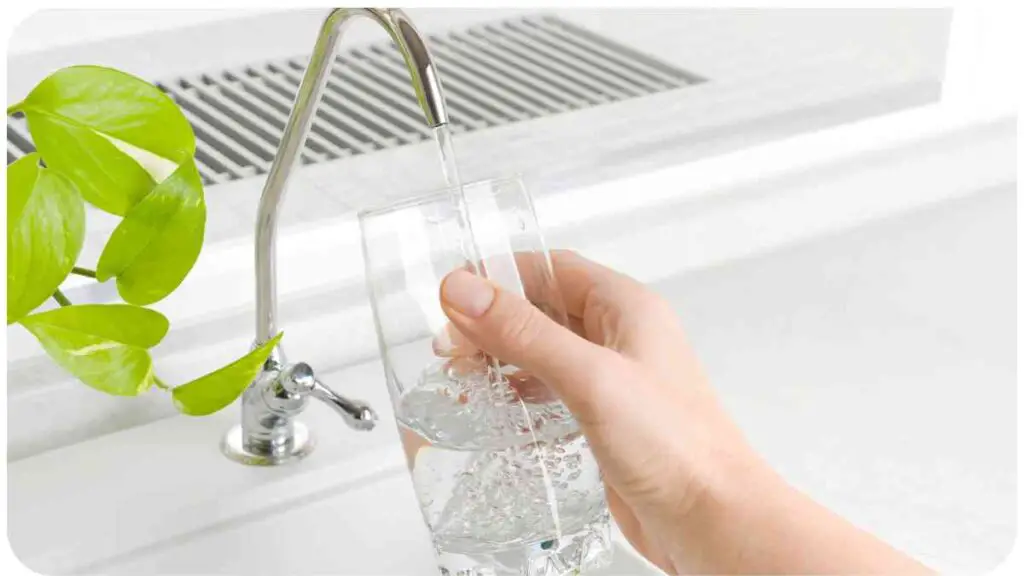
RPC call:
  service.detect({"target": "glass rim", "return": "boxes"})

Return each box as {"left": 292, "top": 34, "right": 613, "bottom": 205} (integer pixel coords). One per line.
{"left": 357, "top": 173, "right": 526, "bottom": 219}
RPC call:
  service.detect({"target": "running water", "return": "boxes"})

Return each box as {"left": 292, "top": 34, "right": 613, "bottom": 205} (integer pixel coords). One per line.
{"left": 432, "top": 125, "right": 482, "bottom": 275}
{"left": 433, "top": 124, "right": 462, "bottom": 195}
{"left": 390, "top": 126, "right": 612, "bottom": 575}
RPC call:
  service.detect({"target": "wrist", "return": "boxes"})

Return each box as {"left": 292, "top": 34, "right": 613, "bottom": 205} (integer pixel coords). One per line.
{"left": 659, "top": 421, "right": 779, "bottom": 572}
{"left": 673, "top": 443, "right": 790, "bottom": 573}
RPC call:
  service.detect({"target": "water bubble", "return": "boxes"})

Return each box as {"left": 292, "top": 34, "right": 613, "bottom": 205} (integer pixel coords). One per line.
{"left": 398, "top": 363, "right": 607, "bottom": 551}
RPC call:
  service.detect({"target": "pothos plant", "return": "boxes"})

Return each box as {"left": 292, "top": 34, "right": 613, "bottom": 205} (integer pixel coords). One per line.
{"left": 6, "top": 65, "right": 281, "bottom": 416}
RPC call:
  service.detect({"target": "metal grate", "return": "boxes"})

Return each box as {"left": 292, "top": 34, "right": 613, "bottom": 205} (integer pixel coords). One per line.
{"left": 6, "top": 15, "right": 702, "bottom": 185}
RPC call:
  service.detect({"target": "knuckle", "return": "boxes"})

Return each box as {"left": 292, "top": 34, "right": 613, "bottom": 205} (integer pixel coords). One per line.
{"left": 497, "top": 306, "right": 547, "bottom": 352}
{"left": 570, "top": 351, "right": 631, "bottom": 423}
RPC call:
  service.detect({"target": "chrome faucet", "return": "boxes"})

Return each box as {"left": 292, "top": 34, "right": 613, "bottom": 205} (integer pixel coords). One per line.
{"left": 222, "top": 8, "right": 451, "bottom": 466}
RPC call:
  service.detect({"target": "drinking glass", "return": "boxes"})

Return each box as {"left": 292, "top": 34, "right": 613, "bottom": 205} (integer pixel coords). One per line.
{"left": 359, "top": 176, "right": 612, "bottom": 576}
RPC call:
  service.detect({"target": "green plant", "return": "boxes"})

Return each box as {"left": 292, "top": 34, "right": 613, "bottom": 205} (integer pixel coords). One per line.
{"left": 7, "top": 65, "right": 277, "bottom": 415}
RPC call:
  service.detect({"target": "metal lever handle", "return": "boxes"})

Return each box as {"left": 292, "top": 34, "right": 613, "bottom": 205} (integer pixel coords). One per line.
{"left": 279, "top": 363, "right": 377, "bottom": 431}
{"left": 311, "top": 379, "right": 377, "bottom": 431}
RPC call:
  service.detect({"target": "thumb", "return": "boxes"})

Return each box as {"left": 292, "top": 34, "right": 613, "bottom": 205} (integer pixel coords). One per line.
{"left": 439, "top": 269, "right": 618, "bottom": 412}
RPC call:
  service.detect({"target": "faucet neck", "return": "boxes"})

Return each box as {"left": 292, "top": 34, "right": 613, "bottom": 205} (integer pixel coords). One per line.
{"left": 227, "top": 8, "right": 445, "bottom": 465}
{"left": 254, "top": 7, "right": 449, "bottom": 342}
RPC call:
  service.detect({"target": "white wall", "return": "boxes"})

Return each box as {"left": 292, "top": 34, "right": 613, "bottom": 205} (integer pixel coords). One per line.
{"left": 7, "top": 9, "right": 273, "bottom": 55}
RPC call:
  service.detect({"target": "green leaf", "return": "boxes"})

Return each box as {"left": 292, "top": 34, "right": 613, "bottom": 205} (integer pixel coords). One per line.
{"left": 6, "top": 154, "right": 85, "bottom": 324}
{"left": 172, "top": 333, "right": 284, "bottom": 416}
{"left": 17, "top": 65, "right": 195, "bottom": 159}
{"left": 19, "top": 304, "right": 170, "bottom": 396}
{"left": 96, "top": 157, "right": 206, "bottom": 305}
{"left": 15, "top": 65, "right": 196, "bottom": 216}
{"left": 23, "top": 109, "right": 156, "bottom": 215}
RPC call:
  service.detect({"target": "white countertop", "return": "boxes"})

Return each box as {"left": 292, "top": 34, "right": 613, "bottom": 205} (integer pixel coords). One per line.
{"left": 4, "top": 6, "right": 1019, "bottom": 575}
{"left": 5, "top": 104, "right": 1016, "bottom": 573}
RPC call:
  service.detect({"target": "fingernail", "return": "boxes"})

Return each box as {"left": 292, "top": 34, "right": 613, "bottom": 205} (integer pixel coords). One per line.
{"left": 442, "top": 269, "right": 495, "bottom": 318}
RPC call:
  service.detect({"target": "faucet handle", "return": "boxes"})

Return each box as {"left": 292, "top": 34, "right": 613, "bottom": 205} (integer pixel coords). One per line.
{"left": 279, "top": 362, "right": 377, "bottom": 431}
{"left": 311, "top": 379, "right": 377, "bottom": 431}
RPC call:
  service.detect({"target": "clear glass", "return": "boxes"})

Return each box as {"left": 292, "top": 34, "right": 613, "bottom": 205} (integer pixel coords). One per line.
{"left": 360, "top": 176, "right": 612, "bottom": 576}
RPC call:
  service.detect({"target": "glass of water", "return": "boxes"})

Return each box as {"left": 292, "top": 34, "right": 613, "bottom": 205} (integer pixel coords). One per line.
{"left": 359, "top": 176, "right": 612, "bottom": 576}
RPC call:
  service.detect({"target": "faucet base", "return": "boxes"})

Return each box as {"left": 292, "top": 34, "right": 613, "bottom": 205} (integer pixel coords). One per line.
{"left": 221, "top": 422, "right": 316, "bottom": 466}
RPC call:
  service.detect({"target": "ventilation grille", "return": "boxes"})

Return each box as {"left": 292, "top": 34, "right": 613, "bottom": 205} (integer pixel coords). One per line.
{"left": 7, "top": 15, "right": 702, "bottom": 184}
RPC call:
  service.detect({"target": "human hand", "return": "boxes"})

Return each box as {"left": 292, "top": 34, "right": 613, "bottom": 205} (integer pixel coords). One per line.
{"left": 438, "top": 250, "right": 757, "bottom": 573}
{"left": 438, "top": 250, "right": 929, "bottom": 575}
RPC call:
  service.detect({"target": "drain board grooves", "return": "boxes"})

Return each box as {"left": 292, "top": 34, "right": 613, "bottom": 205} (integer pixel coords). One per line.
{"left": 6, "top": 15, "right": 702, "bottom": 185}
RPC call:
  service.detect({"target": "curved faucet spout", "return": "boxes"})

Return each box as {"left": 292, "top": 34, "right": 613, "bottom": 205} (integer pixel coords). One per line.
{"left": 227, "top": 8, "right": 450, "bottom": 466}
{"left": 256, "top": 7, "right": 450, "bottom": 342}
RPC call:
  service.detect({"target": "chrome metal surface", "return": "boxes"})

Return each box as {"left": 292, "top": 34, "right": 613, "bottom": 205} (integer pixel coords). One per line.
{"left": 224, "top": 357, "right": 376, "bottom": 466}
{"left": 311, "top": 379, "right": 378, "bottom": 431}
{"left": 256, "top": 7, "right": 449, "bottom": 344}
{"left": 230, "top": 7, "right": 449, "bottom": 465}
{"left": 222, "top": 422, "right": 316, "bottom": 466}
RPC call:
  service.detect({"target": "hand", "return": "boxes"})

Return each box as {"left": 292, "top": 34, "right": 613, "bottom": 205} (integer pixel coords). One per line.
{"left": 438, "top": 250, "right": 751, "bottom": 572}
{"left": 439, "top": 250, "right": 930, "bottom": 575}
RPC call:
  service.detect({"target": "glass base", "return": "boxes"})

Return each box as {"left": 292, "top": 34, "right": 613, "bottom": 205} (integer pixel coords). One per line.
{"left": 435, "top": 516, "right": 612, "bottom": 576}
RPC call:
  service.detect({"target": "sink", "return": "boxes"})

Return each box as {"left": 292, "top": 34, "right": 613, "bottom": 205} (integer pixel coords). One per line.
{"left": 6, "top": 100, "right": 1015, "bottom": 574}
{"left": 54, "top": 448, "right": 655, "bottom": 575}
{"left": 7, "top": 356, "right": 660, "bottom": 575}
{"left": 90, "top": 473, "right": 654, "bottom": 575}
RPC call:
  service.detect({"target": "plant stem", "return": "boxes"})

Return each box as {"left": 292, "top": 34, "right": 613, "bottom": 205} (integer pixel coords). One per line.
{"left": 153, "top": 377, "right": 171, "bottom": 391}
{"left": 52, "top": 290, "right": 72, "bottom": 307}
{"left": 71, "top": 266, "right": 97, "bottom": 278}
{"left": 7, "top": 102, "right": 23, "bottom": 116}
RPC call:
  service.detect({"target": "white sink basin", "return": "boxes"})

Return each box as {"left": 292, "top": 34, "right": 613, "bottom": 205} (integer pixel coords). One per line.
{"left": 7, "top": 360, "right": 391, "bottom": 573}
{"left": 8, "top": 357, "right": 659, "bottom": 575}
{"left": 72, "top": 461, "right": 654, "bottom": 575}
